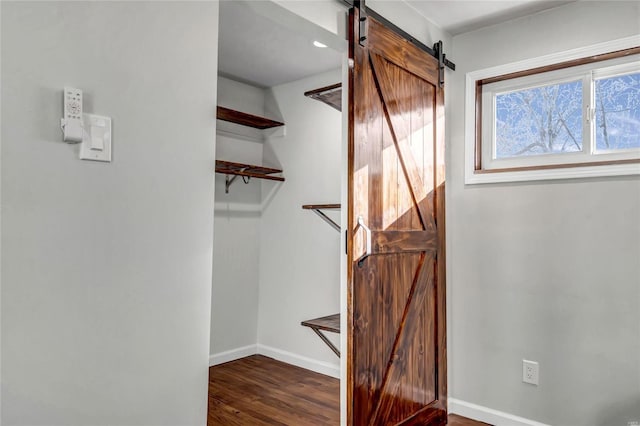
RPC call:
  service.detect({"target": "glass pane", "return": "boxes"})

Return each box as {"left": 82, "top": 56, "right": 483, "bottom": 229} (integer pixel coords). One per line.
{"left": 595, "top": 72, "right": 640, "bottom": 151}
{"left": 495, "top": 80, "right": 583, "bottom": 158}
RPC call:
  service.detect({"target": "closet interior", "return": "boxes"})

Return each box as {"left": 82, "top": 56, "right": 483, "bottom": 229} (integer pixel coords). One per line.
{"left": 210, "top": 0, "right": 345, "bottom": 412}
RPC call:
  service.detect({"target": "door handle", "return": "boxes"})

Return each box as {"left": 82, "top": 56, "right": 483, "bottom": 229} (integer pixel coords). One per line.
{"left": 354, "top": 215, "right": 372, "bottom": 267}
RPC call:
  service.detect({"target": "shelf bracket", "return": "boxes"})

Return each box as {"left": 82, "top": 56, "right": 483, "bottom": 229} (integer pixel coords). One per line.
{"left": 225, "top": 169, "right": 250, "bottom": 194}
{"left": 310, "top": 328, "right": 340, "bottom": 357}
{"left": 301, "top": 314, "right": 341, "bottom": 358}
{"left": 302, "top": 205, "right": 341, "bottom": 232}
{"left": 311, "top": 209, "right": 340, "bottom": 232}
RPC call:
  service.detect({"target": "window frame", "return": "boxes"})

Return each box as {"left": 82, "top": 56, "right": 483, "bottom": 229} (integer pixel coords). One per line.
{"left": 482, "top": 70, "right": 590, "bottom": 170}
{"left": 465, "top": 36, "right": 640, "bottom": 184}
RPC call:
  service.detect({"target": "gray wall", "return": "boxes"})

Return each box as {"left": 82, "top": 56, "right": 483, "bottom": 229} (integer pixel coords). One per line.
{"left": 448, "top": 2, "right": 640, "bottom": 425}
{"left": 210, "top": 77, "right": 265, "bottom": 357}
{"left": 1, "top": 2, "right": 218, "bottom": 425}
{"left": 258, "top": 69, "right": 342, "bottom": 371}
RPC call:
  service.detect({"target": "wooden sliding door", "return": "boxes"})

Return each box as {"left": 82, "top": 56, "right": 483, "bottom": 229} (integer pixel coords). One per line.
{"left": 347, "top": 7, "right": 447, "bottom": 425}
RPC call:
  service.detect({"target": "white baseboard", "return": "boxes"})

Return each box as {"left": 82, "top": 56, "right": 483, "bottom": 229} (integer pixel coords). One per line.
{"left": 257, "top": 344, "right": 340, "bottom": 379}
{"left": 449, "top": 398, "right": 550, "bottom": 426}
{"left": 209, "top": 344, "right": 257, "bottom": 366}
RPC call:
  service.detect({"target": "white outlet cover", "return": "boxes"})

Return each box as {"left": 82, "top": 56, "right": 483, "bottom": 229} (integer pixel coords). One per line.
{"left": 523, "top": 359, "right": 539, "bottom": 385}
{"left": 80, "top": 113, "right": 111, "bottom": 163}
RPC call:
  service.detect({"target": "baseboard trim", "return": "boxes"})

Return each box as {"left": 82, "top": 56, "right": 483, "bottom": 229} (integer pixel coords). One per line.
{"left": 449, "top": 398, "right": 550, "bottom": 426}
{"left": 256, "top": 344, "right": 340, "bottom": 379}
{"left": 209, "top": 344, "right": 257, "bottom": 366}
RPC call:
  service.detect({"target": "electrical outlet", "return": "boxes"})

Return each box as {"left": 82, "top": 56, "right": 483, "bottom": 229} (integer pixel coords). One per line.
{"left": 522, "top": 359, "right": 539, "bottom": 385}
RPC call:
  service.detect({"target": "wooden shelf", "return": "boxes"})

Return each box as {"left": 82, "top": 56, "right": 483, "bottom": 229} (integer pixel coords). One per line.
{"left": 301, "top": 313, "right": 340, "bottom": 333}
{"left": 215, "top": 160, "right": 284, "bottom": 193}
{"left": 216, "top": 106, "right": 284, "bottom": 129}
{"left": 215, "top": 160, "right": 284, "bottom": 181}
{"left": 302, "top": 204, "right": 341, "bottom": 232}
{"left": 301, "top": 313, "right": 340, "bottom": 357}
{"left": 302, "top": 204, "right": 340, "bottom": 210}
{"left": 304, "top": 83, "right": 342, "bottom": 111}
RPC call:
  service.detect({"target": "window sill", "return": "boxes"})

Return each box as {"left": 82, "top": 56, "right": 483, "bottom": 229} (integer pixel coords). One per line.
{"left": 465, "top": 161, "right": 640, "bottom": 184}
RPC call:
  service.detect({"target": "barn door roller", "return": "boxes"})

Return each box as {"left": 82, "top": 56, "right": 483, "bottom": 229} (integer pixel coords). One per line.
{"left": 355, "top": 0, "right": 368, "bottom": 47}
{"left": 350, "top": 0, "right": 454, "bottom": 87}
{"left": 433, "top": 40, "right": 446, "bottom": 88}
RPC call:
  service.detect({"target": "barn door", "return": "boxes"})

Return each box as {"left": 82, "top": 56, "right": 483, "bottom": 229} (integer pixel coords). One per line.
{"left": 347, "top": 7, "right": 447, "bottom": 426}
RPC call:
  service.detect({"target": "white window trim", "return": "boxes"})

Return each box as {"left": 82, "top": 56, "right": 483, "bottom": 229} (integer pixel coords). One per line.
{"left": 482, "top": 73, "right": 590, "bottom": 170}
{"left": 465, "top": 35, "right": 640, "bottom": 185}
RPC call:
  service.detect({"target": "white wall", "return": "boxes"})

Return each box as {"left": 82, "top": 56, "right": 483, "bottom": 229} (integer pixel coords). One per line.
{"left": 258, "top": 69, "right": 343, "bottom": 373}
{"left": 210, "top": 77, "right": 266, "bottom": 358}
{"left": 368, "top": 0, "right": 451, "bottom": 51}
{"left": 210, "top": 210, "right": 261, "bottom": 357}
{"left": 215, "top": 76, "right": 266, "bottom": 206}
{"left": 274, "top": 0, "right": 347, "bottom": 38}
{"left": 1, "top": 2, "right": 218, "bottom": 425}
{"left": 274, "top": 0, "right": 452, "bottom": 53}
{"left": 448, "top": 2, "right": 640, "bottom": 425}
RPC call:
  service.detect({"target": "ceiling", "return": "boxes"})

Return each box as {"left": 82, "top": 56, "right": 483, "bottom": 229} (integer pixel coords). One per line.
{"left": 405, "top": 0, "right": 575, "bottom": 35}
{"left": 218, "top": 0, "right": 575, "bottom": 88}
{"left": 218, "top": 1, "right": 342, "bottom": 88}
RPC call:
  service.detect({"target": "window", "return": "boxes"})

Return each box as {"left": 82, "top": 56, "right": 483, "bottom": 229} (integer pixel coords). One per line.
{"left": 465, "top": 38, "right": 640, "bottom": 184}
{"left": 594, "top": 68, "right": 640, "bottom": 152}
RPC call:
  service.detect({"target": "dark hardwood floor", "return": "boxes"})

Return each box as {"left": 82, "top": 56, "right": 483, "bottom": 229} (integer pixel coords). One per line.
{"left": 208, "top": 355, "right": 339, "bottom": 425}
{"left": 208, "top": 355, "right": 489, "bottom": 425}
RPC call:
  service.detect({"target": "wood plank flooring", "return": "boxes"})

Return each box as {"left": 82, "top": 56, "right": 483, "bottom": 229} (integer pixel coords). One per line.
{"left": 208, "top": 355, "right": 339, "bottom": 425}
{"left": 208, "top": 355, "right": 489, "bottom": 425}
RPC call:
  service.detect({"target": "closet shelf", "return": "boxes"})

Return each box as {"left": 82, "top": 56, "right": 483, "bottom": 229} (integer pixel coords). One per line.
{"left": 216, "top": 106, "right": 284, "bottom": 129}
{"left": 304, "top": 83, "right": 342, "bottom": 112}
{"left": 302, "top": 204, "right": 341, "bottom": 210}
{"left": 215, "top": 160, "right": 284, "bottom": 193}
{"left": 301, "top": 313, "right": 340, "bottom": 357}
{"left": 302, "top": 204, "right": 341, "bottom": 232}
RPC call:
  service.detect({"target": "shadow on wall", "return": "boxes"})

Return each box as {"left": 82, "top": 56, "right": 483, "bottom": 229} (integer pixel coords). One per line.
{"left": 596, "top": 396, "right": 640, "bottom": 426}
{"left": 264, "top": 88, "right": 284, "bottom": 129}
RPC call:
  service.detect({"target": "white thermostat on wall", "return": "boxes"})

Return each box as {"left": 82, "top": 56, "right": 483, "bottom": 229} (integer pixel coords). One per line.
{"left": 79, "top": 113, "right": 112, "bottom": 163}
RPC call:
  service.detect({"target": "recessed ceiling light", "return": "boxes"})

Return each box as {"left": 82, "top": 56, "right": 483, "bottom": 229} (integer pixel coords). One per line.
{"left": 313, "top": 40, "right": 327, "bottom": 48}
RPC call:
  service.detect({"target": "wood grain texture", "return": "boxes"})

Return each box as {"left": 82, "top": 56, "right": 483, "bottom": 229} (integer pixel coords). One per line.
{"left": 216, "top": 106, "right": 284, "bottom": 129}
{"left": 474, "top": 81, "right": 483, "bottom": 171}
{"left": 208, "top": 355, "right": 339, "bottom": 426}
{"left": 371, "top": 230, "right": 437, "bottom": 255}
{"left": 302, "top": 313, "right": 340, "bottom": 333}
{"left": 479, "top": 46, "right": 640, "bottom": 86}
{"left": 302, "top": 204, "right": 341, "bottom": 210}
{"left": 215, "top": 160, "right": 285, "bottom": 182}
{"left": 366, "top": 18, "right": 439, "bottom": 87}
{"left": 348, "top": 8, "right": 446, "bottom": 426}
{"left": 208, "top": 356, "right": 488, "bottom": 426}
{"left": 346, "top": 9, "right": 357, "bottom": 425}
